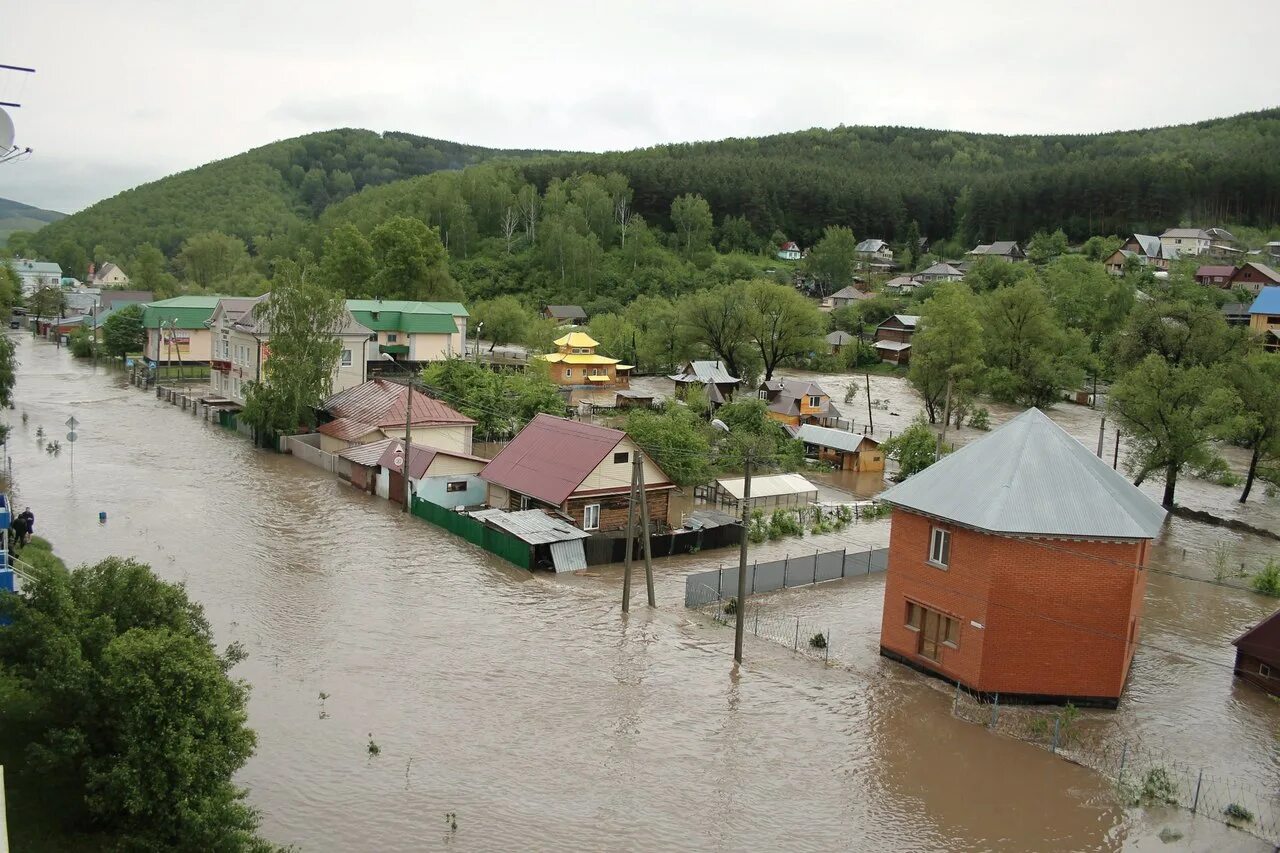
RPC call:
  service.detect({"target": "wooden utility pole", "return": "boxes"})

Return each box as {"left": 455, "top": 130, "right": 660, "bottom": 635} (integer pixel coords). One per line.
{"left": 1096, "top": 415, "right": 1106, "bottom": 458}
{"left": 402, "top": 377, "right": 413, "bottom": 512}
{"left": 1113, "top": 430, "right": 1121, "bottom": 470}
{"left": 734, "top": 454, "right": 753, "bottom": 663}
{"left": 621, "top": 453, "right": 639, "bottom": 612}
{"left": 864, "top": 373, "right": 873, "bottom": 434}
{"left": 636, "top": 452, "right": 655, "bottom": 607}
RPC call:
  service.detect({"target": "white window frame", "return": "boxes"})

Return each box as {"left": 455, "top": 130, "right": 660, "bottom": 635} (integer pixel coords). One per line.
{"left": 583, "top": 503, "right": 601, "bottom": 531}
{"left": 519, "top": 495, "right": 529, "bottom": 510}
{"left": 564, "top": 368, "right": 572, "bottom": 378}
{"left": 807, "top": 395, "right": 821, "bottom": 408}
{"left": 1262, "top": 663, "right": 1272, "bottom": 679}
{"left": 928, "top": 527, "right": 951, "bottom": 568}
{"left": 340, "top": 348, "right": 352, "bottom": 366}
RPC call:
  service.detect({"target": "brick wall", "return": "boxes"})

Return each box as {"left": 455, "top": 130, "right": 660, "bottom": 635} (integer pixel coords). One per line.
{"left": 880, "top": 508, "right": 1147, "bottom": 703}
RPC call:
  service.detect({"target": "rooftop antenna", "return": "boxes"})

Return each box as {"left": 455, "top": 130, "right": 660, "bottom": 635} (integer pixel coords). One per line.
{"left": 0, "top": 62, "right": 35, "bottom": 164}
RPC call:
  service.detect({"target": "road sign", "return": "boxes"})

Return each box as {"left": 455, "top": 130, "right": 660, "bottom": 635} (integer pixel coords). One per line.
{"left": 393, "top": 454, "right": 404, "bottom": 469}
{"left": 65, "top": 416, "right": 79, "bottom": 430}
{"left": 66, "top": 431, "right": 77, "bottom": 443}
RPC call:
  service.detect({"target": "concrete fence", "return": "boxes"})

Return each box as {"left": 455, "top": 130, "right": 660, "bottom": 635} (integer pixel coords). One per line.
{"left": 283, "top": 434, "right": 338, "bottom": 473}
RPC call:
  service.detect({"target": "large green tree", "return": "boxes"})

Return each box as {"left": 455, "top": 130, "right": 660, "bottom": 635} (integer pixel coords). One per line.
{"left": 471, "top": 295, "right": 531, "bottom": 352}
{"left": 101, "top": 302, "right": 146, "bottom": 362}
{"left": 624, "top": 404, "right": 714, "bottom": 487}
{"left": 803, "top": 225, "right": 858, "bottom": 297}
{"left": 979, "top": 279, "right": 1087, "bottom": 407}
{"left": 679, "top": 284, "right": 754, "bottom": 382}
{"left": 670, "top": 194, "right": 713, "bottom": 258}
{"left": 176, "top": 231, "right": 248, "bottom": 290}
{"left": 1230, "top": 352, "right": 1280, "bottom": 503}
{"left": 369, "top": 216, "right": 462, "bottom": 301}
{"left": 908, "top": 283, "right": 984, "bottom": 423}
{"left": 0, "top": 335, "right": 15, "bottom": 407}
{"left": 318, "top": 223, "right": 375, "bottom": 296}
{"left": 742, "top": 279, "right": 823, "bottom": 381}
{"left": 129, "top": 243, "right": 179, "bottom": 299}
{"left": 0, "top": 556, "right": 270, "bottom": 851}
{"left": 241, "top": 262, "right": 347, "bottom": 436}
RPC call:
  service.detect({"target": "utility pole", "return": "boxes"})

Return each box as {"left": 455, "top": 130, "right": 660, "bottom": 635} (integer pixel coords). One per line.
{"left": 864, "top": 373, "right": 873, "bottom": 434}
{"left": 636, "top": 451, "right": 655, "bottom": 607}
{"left": 621, "top": 453, "right": 639, "bottom": 612}
{"left": 734, "top": 454, "right": 753, "bottom": 663}
{"left": 1113, "top": 429, "right": 1121, "bottom": 470}
{"left": 402, "top": 372, "right": 413, "bottom": 512}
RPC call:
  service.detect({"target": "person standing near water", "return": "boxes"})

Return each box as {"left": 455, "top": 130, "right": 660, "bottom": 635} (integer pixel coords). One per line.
{"left": 19, "top": 507, "right": 33, "bottom": 545}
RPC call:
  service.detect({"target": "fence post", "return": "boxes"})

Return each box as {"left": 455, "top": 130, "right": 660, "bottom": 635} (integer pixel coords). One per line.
{"left": 794, "top": 617, "right": 800, "bottom": 650}
{"left": 1051, "top": 717, "right": 1060, "bottom": 753}
{"left": 990, "top": 694, "right": 999, "bottom": 728}
{"left": 783, "top": 554, "right": 789, "bottom": 588}
{"left": 867, "top": 547, "right": 873, "bottom": 575}
{"left": 717, "top": 565, "right": 723, "bottom": 598}
{"left": 754, "top": 609, "right": 759, "bottom": 635}
{"left": 1119, "top": 742, "right": 1128, "bottom": 775}
{"left": 824, "top": 630, "right": 830, "bottom": 661}
{"left": 751, "top": 561, "right": 756, "bottom": 594}
{"left": 841, "top": 551, "right": 847, "bottom": 579}
{"left": 1192, "top": 769, "right": 1203, "bottom": 814}
{"left": 813, "top": 550, "right": 818, "bottom": 585}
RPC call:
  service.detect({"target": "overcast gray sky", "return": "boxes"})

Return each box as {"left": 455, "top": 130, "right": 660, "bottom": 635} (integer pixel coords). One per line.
{"left": 3, "top": 0, "right": 1278, "bottom": 213}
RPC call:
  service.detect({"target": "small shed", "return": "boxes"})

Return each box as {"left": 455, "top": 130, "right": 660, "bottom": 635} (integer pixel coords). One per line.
{"left": 337, "top": 437, "right": 398, "bottom": 493}
{"left": 377, "top": 440, "right": 488, "bottom": 509}
{"left": 614, "top": 389, "right": 656, "bottom": 409}
{"left": 1232, "top": 610, "right": 1280, "bottom": 696}
{"left": 796, "top": 424, "right": 884, "bottom": 472}
{"left": 709, "top": 473, "right": 819, "bottom": 511}
{"left": 874, "top": 339, "right": 912, "bottom": 365}
{"left": 825, "top": 330, "right": 856, "bottom": 355}
{"left": 468, "top": 508, "right": 590, "bottom": 572}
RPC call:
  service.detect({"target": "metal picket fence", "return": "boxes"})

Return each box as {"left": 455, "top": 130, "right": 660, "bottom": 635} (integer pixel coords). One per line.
{"left": 688, "top": 581, "right": 835, "bottom": 662}
{"left": 683, "top": 546, "right": 888, "bottom": 607}
{"left": 952, "top": 684, "right": 1280, "bottom": 844}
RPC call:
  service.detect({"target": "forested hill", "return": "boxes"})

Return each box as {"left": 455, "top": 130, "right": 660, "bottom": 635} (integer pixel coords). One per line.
{"left": 0, "top": 197, "right": 64, "bottom": 247}
{"left": 512, "top": 109, "right": 1280, "bottom": 247}
{"left": 28, "top": 129, "right": 563, "bottom": 262}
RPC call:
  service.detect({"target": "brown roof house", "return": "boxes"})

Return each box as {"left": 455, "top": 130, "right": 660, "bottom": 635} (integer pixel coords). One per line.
{"left": 480, "top": 414, "right": 675, "bottom": 533}
{"left": 377, "top": 440, "right": 489, "bottom": 509}
{"left": 1195, "top": 265, "right": 1236, "bottom": 287}
{"left": 874, "top": 314, "right": 918, "bottom": 365}
{"left": 543, "top": 305, "right": 588, "bottom": 325}
{"left": 759, "top": 379, "right": 841, "bottom": 427}
{"left": 668, "top": 360, "right": 741, "bottom": 407}
{"left": 1232, "top": 610, "right": 1280, "bottom": 696}
{"left": 317, "top": 379, "right": 475, "bottom": 455}
{"left": 1229, "top": 262, "right": 1280, "bottom": 297}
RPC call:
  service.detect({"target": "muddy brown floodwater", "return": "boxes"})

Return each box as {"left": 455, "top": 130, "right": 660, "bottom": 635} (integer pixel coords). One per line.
{"left": 6, "top": 334, "right": 1269, "bottom": 851}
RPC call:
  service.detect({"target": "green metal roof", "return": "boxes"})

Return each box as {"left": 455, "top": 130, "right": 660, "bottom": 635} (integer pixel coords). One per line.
{"left": 345, "top": 299, "right": 467, "bottom": 334}
{"left": 142, "top": 295, "right": 222, "bottom": 330}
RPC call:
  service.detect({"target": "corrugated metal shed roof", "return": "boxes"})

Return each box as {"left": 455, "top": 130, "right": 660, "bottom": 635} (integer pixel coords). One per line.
{"left": 1249, "top": 287, "right": 1280, "bottom": 315}
{"left": 669, "top": 360, "right": 740, "bottom": 385}
{"left": 479, "top": 414, "right": 626, "bottom": 506}
{"left": 874, "top": 340, "right": 912, "bottom": 352}
{"left": 825, "top": 331, "right": 856, "bottom": 345}
{"left": 468, "top": 508, "right": 590, "bottom": 544}
{"left": 337, "top": 437, "right": 399, "bottom": 466}
{"left": 322, "top": 379, "right": 474, "bottom": 428}
{"left": 856, "top": 239, "right": 887, "bottom": 252}
{"left": 796, "top": 424, "right": 879, "bottom": 453}
{"left": 716, "top": 473, "right": 818, "bottom": 501}
{"left": 545, "top": 305, "right": 588, "bottom": 319}
{"left": 317, "top": 417, "right": 381, "bottom": 441}
{"left": 879, "top": 408, "right": 1166, "bottom": 539}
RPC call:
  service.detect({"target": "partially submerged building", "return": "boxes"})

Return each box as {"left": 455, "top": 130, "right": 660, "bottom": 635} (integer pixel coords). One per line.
{"left": 1232, "top": 610, "right": 1280, "bottom": 697}
{"left": 796, "top": 424, "right": 883, "bottom": 472}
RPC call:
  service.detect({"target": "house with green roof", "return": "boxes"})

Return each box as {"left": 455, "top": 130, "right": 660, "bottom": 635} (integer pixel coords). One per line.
{"left": 344, "top": 299, "right": 469, "bottom": 368}
{"left": 141, "top": 296, "right": 222, "bottom": 364}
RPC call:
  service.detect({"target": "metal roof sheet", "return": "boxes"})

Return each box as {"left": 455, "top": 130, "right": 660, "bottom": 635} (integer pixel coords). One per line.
{"left": 142, "top": 295, "right": 222, "bottom": 329}
{"left": 317, "top": 417, "right": 381, "bottom": 441}
{"left": 1232, "top": 608, "right": 1280, "bottom": 665}
{"left": 376, "top": 440, "right": 487, "bottom": 479}
{"left": 322, "top": 379, "right": 474, "bottom": 428}
{"left": 1238, "top": 263, "right": 1280, "bottom": 284}
{"left": 1196, "top": 265, "right": 1235, "bottom": 278}
{"left": 874, "top": 340, "right": 912, "bottom": 351}
{"left": 468, "top": 508, "right": 591, "bottom": 544}
{"left": 825, "top": 331, "right": 856, "bottom": 345}
{"left": 1250, "top": 287, "right": 1280, "bottom": 315}
{"left": 830, "top": 285, "right": 870, "bottom": 300}
{"left": 544, "top": 305, "right": 587, "bottom": 319}
{"left": 879, "top": 408, "right": 1166, "bottom": 539}
{"left": 796, "top": 424, "right": 879, "bottom": 453}
{"left": 1161, "top": 228, "right": 1209, "bottom": 239}
{"left": 337, "top": 437, "right": 399, "bottom": 466}
{"left": 479, "top": 414, "right": 626, "bottom": 506}
{"left": 669, "top": 360, "right": 740, "bottom": 385}
{"left": 716, "top": 473, "right": 818, "bottom": 501}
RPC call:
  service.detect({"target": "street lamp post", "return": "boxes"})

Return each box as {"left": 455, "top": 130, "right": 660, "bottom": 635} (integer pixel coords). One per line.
{"left": 474, "top": 321, "right": 484, "bottom": 365}
{"left": 382, "top": 353, "right": 414, "bottom": 512}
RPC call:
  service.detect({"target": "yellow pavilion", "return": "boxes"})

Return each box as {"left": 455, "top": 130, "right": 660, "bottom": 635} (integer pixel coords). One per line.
{"left": 538, "top": 332, "right": 633, "bottom": 389}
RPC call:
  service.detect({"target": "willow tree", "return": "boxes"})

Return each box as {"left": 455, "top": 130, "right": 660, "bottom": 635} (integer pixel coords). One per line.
{"left": 242, "top": 262, "right": 347, "bottom": 438}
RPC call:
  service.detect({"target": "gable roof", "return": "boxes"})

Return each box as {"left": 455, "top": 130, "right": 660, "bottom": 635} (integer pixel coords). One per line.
{"left": 763, "top": 379, "right": 841, "bottom": 419}
{"left": 99, "top": 290, "right": 152, "bottom": 309}
{"left": 916, "top": 262, "right": 963, "bottom": 278}
{"left": 544, "top": 304, "right": 587, "bottom": 320}
{"left": 1161, "top": 227, "right": 1210, "bottom": 240}
{"left": 779, "top": 241, "right": 801, "bottom": 251}
{"left": 1234, "top": 262, "right": 1280, "bottom": 284}
{"left": 830, "top": 285, "right": 870, "bottom": 301}
{"left": 322, "top": 379, "right": 474, "bottom": 429}
{"left": 479, "top": 414, "right": 629, "bottom": 506}
{"left": 344, "top": 300, "right": 467, "bottom": 334}
{"left": 669, "top": 360, "right": 740, "bottom": 385}
{"left": 376, "top": 440, "right": 488, "bottom": 479}
{"left": 1249, "top": 287, "right": 1280, "bottom": 315}
{"left": 856, "top": 239, "right": 887, "bottom": 253}
{"left": 878, "top": 314, "right": 919, "bottom": 329}
{"left": 969, "top": 242, "right": 1022, "bottom": 256}
{"left": 230, "top": 295, "right": 372, "bottom": 338}
{"left": 1233, "top": 609, "right": 1280, "bottom": 666}
{"left": 12, "top": 259, "right": 62, "bottom": 276}
{"left": 879, "top": 408, "right": 1166, "bottom": 539}
{"left": 1196, "top": 265, "right": 1235, "bottom": 279}
{"left": 336, "top": 437, "right": 399, "bottom": 466}
{"left": 885, "top": 275, "right": 918, "bottom": 288}
{"left": 825, "top": 330, "right": 856, "bottom": 345}
{"left": 1131, "top": 234, "right": 1163, "bottom": 257}
{"left": 796, "top": 424, "right": 879, "bottom": 453}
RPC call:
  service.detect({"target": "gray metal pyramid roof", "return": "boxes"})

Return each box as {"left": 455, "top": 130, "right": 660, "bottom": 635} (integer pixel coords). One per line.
{"left": 879, "top": 408, "right": 1166, "bottom": 539}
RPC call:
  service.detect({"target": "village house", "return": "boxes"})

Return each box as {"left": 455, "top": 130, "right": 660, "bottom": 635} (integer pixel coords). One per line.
{"left": 99, "top": 289, "right": 152, "bottom": 311}
{"left": 825, "top": 330, "right": 855, "bottom": 355}
{"left": 316, "top": 379, "right": 476, "bottom": 455}
{"left": 1195, "top": 264, "right": 1235, "bottom": 287}
{"left": 877, "top": 408, "right": 1166, "bottom": 707}
{"left": 1231, "top": 610, "right": 1280, "bottom": 697}
{"left": 966, "top": 241, "right": 1025, "bottom": 263}
{"left": 376, "top": 440, "right": 489, "bottom": 509}
{"left": 874, "top": 314, "right": 918, "bottom": 365}
{"left": 759, "top": 378, "right": 841, "bottom": 427}
{"left": 1105, "top": 234, "right": 1173, "bottom": 275}
{"left": 912, "top": 262, "right": 964, "bottom": 283}
{"left": 542, "top": 304, "right": 588, "bottom": 325}
{"left": 829, "top": 285, "right": 872, "bottom": 309}
{"left": 539, "top": 331, "right": 632, "bottom": 389}
{"left": 1248, "top": 287, "right": 1280, "bottom": 352}
{"left": 884, "top": 274, "right": 920, "bottom": 293}
{"left": 776, "top": 240, "right": 803, "bottom": 261}
{"left": 10, "top": 259, "right": 62, "bottom": 296}
{"left": 668, "top": 360, "right": 741, "bottom": 407}
{"left": 1263, "top": 242, "right": 1280, "bottom": 263}
{"left": 142, "top": 295, "right": 221, "bottom": 364}
{"left": 87, "top": 261, "right": 129, "bottom": 288}
{"left": 1221, "top": 302, "right": 1251, "bottom": 326}
{"left": 1228, "top": 262, "right": 1280, "bottom": 297}
{"left": 480, "top": 414, "right": 675, "bottom": 532}
{"left": 1160, "top": 227, "right": 1215, "bottom": 257}
{"left": 855, "top": 239, "right": 894, "bottom": 263}
{"left": 796, "top": 423, "right": 884, "bottom": 473}
{"left": 344, "top": 300, "right": 468, "bottom": 370}
{"left": 206, "top": 295, "right": 374, "bottom": 406}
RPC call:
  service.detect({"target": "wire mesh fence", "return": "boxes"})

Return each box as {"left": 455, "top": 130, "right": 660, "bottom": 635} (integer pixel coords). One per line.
{"left": 687, "top": 582, "right": 835, "bottom": 662}
{"left": 952, "top": 684, "right": 1280, "bottom": 844}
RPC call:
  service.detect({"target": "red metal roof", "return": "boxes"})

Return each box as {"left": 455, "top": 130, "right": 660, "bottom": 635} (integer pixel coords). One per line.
{"left": 479, "top": 414, "right": 627, "bottom": 506}
{"left": 317, "top": 417, "right": 381, "bottom": 441}
{"left": 1197, "top": 265, "right": 1235, "bottom": 278}
{"left": 323, "top": 379, "right": 474, "bottom": 428}
{"left": 1234, "top": 608, "right": 1280, "bottom": 666}
{"left": 376, "top": 440, "right": 487, "bottom": 479}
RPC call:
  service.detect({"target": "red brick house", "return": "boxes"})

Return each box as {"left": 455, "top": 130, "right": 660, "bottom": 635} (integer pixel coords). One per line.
{"left": 877, "top": 408, "right": 1166, "bottom": 708}
{"left": 1229, "top": 262, "right": 1280, "bottom": 297}
{"left": 479, "top": 414, "right": 675, "bottom": 533}
{"left": 1232, "top": 610, "right": 1280, "bottom": 696}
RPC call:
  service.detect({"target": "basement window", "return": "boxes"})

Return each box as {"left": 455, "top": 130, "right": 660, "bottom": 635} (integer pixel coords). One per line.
{"left": 928, "top": 527, "right": 951, "bottom": 568}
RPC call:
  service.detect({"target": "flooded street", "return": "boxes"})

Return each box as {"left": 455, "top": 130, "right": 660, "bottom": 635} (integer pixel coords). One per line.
{"left": 6, "top": 333, "right": 1271, "bottom": 851}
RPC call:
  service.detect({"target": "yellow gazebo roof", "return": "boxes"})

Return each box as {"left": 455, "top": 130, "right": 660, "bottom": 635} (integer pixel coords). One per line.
{"left": 539, "top": 352, "right": 619, "bottom": 365}
{"left": 553, "top": 332, "right": 599, "bottom": 348}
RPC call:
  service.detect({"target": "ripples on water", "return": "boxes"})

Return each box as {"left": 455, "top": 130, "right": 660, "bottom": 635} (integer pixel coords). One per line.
{"left": 7, "top": 336, "right": 1271, "bottom": 852}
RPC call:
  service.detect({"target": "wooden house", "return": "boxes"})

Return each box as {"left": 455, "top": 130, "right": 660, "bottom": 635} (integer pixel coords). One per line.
{"left": 874, "top": 314, "right": 918, "bottom": 365}
{"left": 543, "top": 305, "right": 588, "bottom": 325}
{"left": 538, "top": 332, "right": 632, "bottom": 389}
{"left": 796, "top": 424, "right": 884, "bottom": 472}
{"left": 668, "top": 360, "right": 741, "bottom": 407}
{"left": 1232, "top": 609, "right": 1280, "bottom": 696}
{"left": 1229, "top": 262, "right": 1280, "bottom": 297}
{"left": 758, "top": 378, "right": 841, "bottom": 427}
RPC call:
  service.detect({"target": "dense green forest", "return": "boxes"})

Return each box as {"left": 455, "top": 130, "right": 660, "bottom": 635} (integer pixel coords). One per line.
{"left": 0, "top": 196, "right": 64, "bottom": 247}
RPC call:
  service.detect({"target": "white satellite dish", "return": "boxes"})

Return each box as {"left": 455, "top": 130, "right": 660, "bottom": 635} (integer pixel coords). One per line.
{"left": 0, "top": 107, "right": 14, "bottom": 151}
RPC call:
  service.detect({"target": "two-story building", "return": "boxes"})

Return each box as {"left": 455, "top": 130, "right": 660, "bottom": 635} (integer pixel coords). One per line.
{"left": 87, "top": 262, "right": 130, "bottom": 288}
{"left": 668, "top": 360, "right": 741, "bottom": 407}
{"left": 877, "top": 408, "right": 1166, "bottom": 707}
{"left": 207, "top": 294, "right": 374, "bottom": 406}
{"left": 1249, "top": 287, "right": 1280, "bottom": 352}
{"left": 777, "top": 241, "right": 803, "bottom": 261}
{"left": 1160, "top": 227, "right": 1212, "bottom": 257}
{"left": 480, "top": 414, "right": 675, "bottom": 532}
{"left": 316, "top": 378, "right": 476, "bottom": 455}
{"left": 539, "top": 332, "right": 632, "bottom": 389}
{"left": 1229, "top": 262, "right": 1280, "bottom": 297}
{"left": 874, "top": 314, "right": 918, "bottom": 365}
{"left": 345, "top": 300, "right": 468, "bottom": 370}
{"left": 9, "top": 259, "right": 63, "bottom": 296}
{"left": 966, "top": 242, "right": 1024, "bottom": 263}
{"left": 855, "top": 239, "right": 894, "bottom": 263}
{"left": 142, "top": 295, "right": 221, "bottom": 364}
{"left": 759, "top": 378, "right": 841, "bottom": 427}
